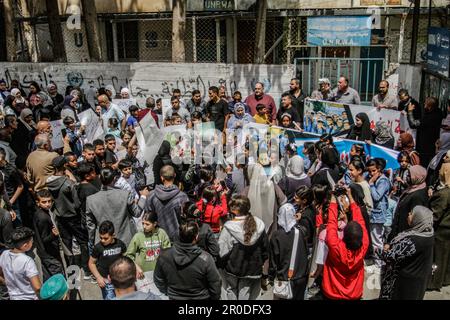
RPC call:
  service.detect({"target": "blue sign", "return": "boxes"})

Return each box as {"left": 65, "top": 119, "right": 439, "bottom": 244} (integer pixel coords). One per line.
{"left": 427, "top": 27, "right": 450, "bottom": 78}
{"left": 307, "top": 16, "right": 372, "bottom": 47}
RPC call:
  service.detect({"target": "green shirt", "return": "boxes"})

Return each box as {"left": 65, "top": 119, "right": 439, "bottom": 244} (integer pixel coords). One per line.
{"left": 125, "top": 228, "right": 171, "bottom": 272}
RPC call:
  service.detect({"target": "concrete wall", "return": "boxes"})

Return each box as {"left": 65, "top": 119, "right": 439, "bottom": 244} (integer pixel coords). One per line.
{"left": 0, "top": 62, "right": 294, "bottom": 105}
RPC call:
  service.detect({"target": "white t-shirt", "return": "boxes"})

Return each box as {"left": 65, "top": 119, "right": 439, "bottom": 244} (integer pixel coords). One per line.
{"left": 0, "top": 250, "right": 39, "bottom": 300}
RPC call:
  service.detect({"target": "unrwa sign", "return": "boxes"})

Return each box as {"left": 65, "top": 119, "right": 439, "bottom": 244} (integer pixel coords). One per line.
{"left": 204, "top": 0, "right": 234, "bottom": 10}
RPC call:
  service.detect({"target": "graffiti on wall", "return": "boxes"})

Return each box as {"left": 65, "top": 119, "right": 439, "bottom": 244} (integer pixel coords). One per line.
{"left": 0, "top": 67, "right": 275, "bottom": 102}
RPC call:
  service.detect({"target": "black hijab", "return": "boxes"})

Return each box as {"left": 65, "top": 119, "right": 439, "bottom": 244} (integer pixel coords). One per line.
{"left": 347, "top": 112, "right": 371, "bottom": 141}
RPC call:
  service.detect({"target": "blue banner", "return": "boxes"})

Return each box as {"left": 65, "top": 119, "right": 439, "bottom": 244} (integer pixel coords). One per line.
{"left": 295, "top": 136, "right": 400, "bottom": 172}
{"left": 427, "top": 27, "right": 450, "bottom": 78}
{"left": 307, "top": 16, "right": 372, "bottom": 47}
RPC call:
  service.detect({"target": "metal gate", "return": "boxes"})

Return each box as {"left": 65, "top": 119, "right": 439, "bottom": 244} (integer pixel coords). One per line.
{"left": 294, "top": 58, "right": 385, "bottom": 104}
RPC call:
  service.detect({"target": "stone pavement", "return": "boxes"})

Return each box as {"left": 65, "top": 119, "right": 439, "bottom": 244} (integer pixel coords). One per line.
{"left": 78, "top": 268, "right": 450, "bottom": 301}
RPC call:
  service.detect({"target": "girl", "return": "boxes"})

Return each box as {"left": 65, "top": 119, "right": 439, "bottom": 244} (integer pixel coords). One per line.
{"left": 348, "top": 159, "right": 373, "bottom": 214}
{"left": 278, "top": 156, "right": 311, "bottom": 202}
{"left": 125, "top": 211, "right": 171, "bottom": 275}
{"left": 293, "top": 185, "right": 316, "bottom": 249}
{"left": 342, "top": 143, "right": 366, "bottom": 184}
{"left": 181, "top": 201, "right": 219, "bottom": 259}
{"left": 269, "top": 203, "right": 309, "bottom": 300}
{"left": 391, "top": 151, "right": 411, "bottom": 201}
{"left": 346, "top": 112, "right": 371, "bottom": 142}
{"left": 397, "top": 132, "right": 421, "bottom": 166}
{"left": 196, "top": 186, "right": 228, "bottom": 236}
{"left": 218, "top": 195, "right": 268, "bottom": 300}
{"left": 106, "top": 118, "right": 121, "bottom": 138}
{"left": 302, "top": 142, "right": 316, "bottom": 172}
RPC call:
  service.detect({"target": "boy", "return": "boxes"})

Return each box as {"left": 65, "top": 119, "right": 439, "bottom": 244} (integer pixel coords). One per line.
{"left": 88, "top": 220, "right": 126, "bottom": 300}
{"left": 64, "top": 151, "right": 79, "bottom": 181}
{"left": 32, "top": 190, "right": 64, "bottom": 281}
{"left": 366, "top": 158, "right": 391, "bottom": 274}
{"left": 104, "top": 134, "right": 119, "bottom": 170}
{"left": 127, "top": 105, "right": 139, "bottom": 134}
{"left": 46, "top": 156, "right": 89, "bottom": 276}
{"left": 93, "top": 139, "right": 106, "bottom": 170}
{"left": 253, "top": 104, "right": 270, "bottom": 125}
{"left": 115, "top": 159, "right": 137, "bottom": 199}
{"left": 62, "top": 116, "right": 84, "bottom": 158}
{"left": 0, "top": 227, "right": 41, "bottom": 300}
{"left": 76, "top": 163, "right": 100, "bottom": 269}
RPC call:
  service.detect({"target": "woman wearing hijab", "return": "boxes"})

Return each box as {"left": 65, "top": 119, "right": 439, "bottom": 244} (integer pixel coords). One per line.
{"left": 278, "top": 156, "right": 311, "bottom": 202}
{"left": 10, "top": 109, "right": 36, "bottom": 169}
{"left": 346, "top": 112, "right": 371, "bottom": 142}
{"left": 396, "top": 132, "right": 421, "bottom": 166}
{"left": 227, "top": 103, "right": 254, "bottom": 141}
{"left": 152, "top": 141, "right": 181, "bottom": 186}
{"left": 408, "top": 97, "right": 444, "bottom": 167}
{"left": 242, "top": 163, "right": 286, "bottom": 235}
{"left": 387, "top": 165, "right": 429, "bottom": 243}
{"left": 372, "top": 121, "right": 394, "bottom": 149}
{"left": 311, "top": 147, "right": 340, "bottom": 187}
{"left": 380, "top": 206, "right": 434, "bottom": 300}
{"left": 428, "top": 132, "right": 450, "bottom": 191}
{"left": 428, "top": 160, "right": 450, "bottom": 291}
{"left": 269, "top": 203, "right": 309, "bottom": 300}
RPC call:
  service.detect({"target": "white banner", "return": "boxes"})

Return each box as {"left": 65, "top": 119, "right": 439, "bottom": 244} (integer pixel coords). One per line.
{"left": 112, "top": 98, "right": 137, "bottom": 113}
{"left": 79, "top": 109, "right": 104, "bottom": 144}
{"left": 50, "top": 120, "right": 64, "bottom": 149}
{"left": 135, "top": 112, "right": 164, "bottom": 166}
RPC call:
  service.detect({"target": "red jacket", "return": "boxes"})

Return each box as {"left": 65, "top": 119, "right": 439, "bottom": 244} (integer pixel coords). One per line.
{"left": 322, "top": 202, "right": 369, "bottom": 300}
{"left": 196, "top": 194, "right": 228, "bottom": 233}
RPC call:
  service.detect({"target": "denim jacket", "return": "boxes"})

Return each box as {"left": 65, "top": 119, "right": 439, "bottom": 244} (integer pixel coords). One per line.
{"left": 369, "top": 174, "right": 391, "bottom": 224}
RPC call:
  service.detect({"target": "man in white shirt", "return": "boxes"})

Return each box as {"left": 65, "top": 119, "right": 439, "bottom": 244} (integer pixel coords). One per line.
{"left": 98, "top": 94, "right": 126, "bottom": 132}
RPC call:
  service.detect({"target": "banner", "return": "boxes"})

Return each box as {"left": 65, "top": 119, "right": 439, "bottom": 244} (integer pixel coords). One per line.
{"left": 135, "top": 112, "right": 164, "bottom": 166}
{"left": 294, "top": 134, "right": 400, "bottom": 171}
{"left": 307, "top": 16, "right": 372, "bottom": 47}
{"left": 112, "top": 98, "right": 137, "bottom": 113}
{"left": 50, "top": 120, "right": 64, "bottom": 150}
{"left": 306, "top": 99, "right": 406, "bottom": 144}
{"left": 79, "top": 109, "right": 104, "bottom": 144}
{"left": 304, "top": 99, "right": 354, "bottom": 136}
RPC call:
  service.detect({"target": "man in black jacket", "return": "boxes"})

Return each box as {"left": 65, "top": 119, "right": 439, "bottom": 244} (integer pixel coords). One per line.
{"left": 154, "top": 221, "right": 221, "bottom": 300}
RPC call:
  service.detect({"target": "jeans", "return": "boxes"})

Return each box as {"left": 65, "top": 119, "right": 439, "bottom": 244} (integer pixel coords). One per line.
{"left": 101, "top": 281, "right": 116, "bottom": 300}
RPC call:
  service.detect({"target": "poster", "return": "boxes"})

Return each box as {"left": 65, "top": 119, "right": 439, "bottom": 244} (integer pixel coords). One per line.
{"left": 304, "top": 99, "right": 354, "bottom": 135}
{"left": 50, "top": 120, "right": 64, "bottom": 150}
{"left": 112, "top": 98, "right": 137, "bottom": 113}
{"left": 135, "top": 112, "right": 164, "bottom": 166}
{"left": 135, "top": 271, "right": 168, "bottom": 300}
{"left": 79, "top": 109, "right": 104, "bottom": 144}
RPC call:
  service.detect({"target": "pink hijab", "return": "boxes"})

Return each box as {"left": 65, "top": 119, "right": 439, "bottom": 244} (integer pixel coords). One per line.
{"left": 406, "top": 165, "right": 427, "bottom": 194}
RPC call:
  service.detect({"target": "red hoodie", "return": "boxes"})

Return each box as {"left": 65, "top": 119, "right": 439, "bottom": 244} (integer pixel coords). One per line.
{"left": 322, "top": 202, "right": 369, "bottom": 300}
{"left": 196, "top": 194, "right": 228, "bottom": 233}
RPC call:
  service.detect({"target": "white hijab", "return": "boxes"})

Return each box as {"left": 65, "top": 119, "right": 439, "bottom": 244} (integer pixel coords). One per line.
{"left": 247, "top": 163, "right": 276, "bottom": 231}
{"left": 286, "top": 155, "right": 308, "bottom": 180}
{"left": 278, "top": 203, "right": 297, "bottom": 233}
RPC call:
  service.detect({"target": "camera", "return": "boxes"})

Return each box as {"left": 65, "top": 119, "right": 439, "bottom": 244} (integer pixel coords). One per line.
{"left": 333, "top": 185, "right": 347, "bottom": 197}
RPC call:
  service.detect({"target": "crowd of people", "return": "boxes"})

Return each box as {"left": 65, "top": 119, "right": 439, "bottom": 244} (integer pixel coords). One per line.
{"left": 0, "top": 75, "right": 449, "bottom": 301}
